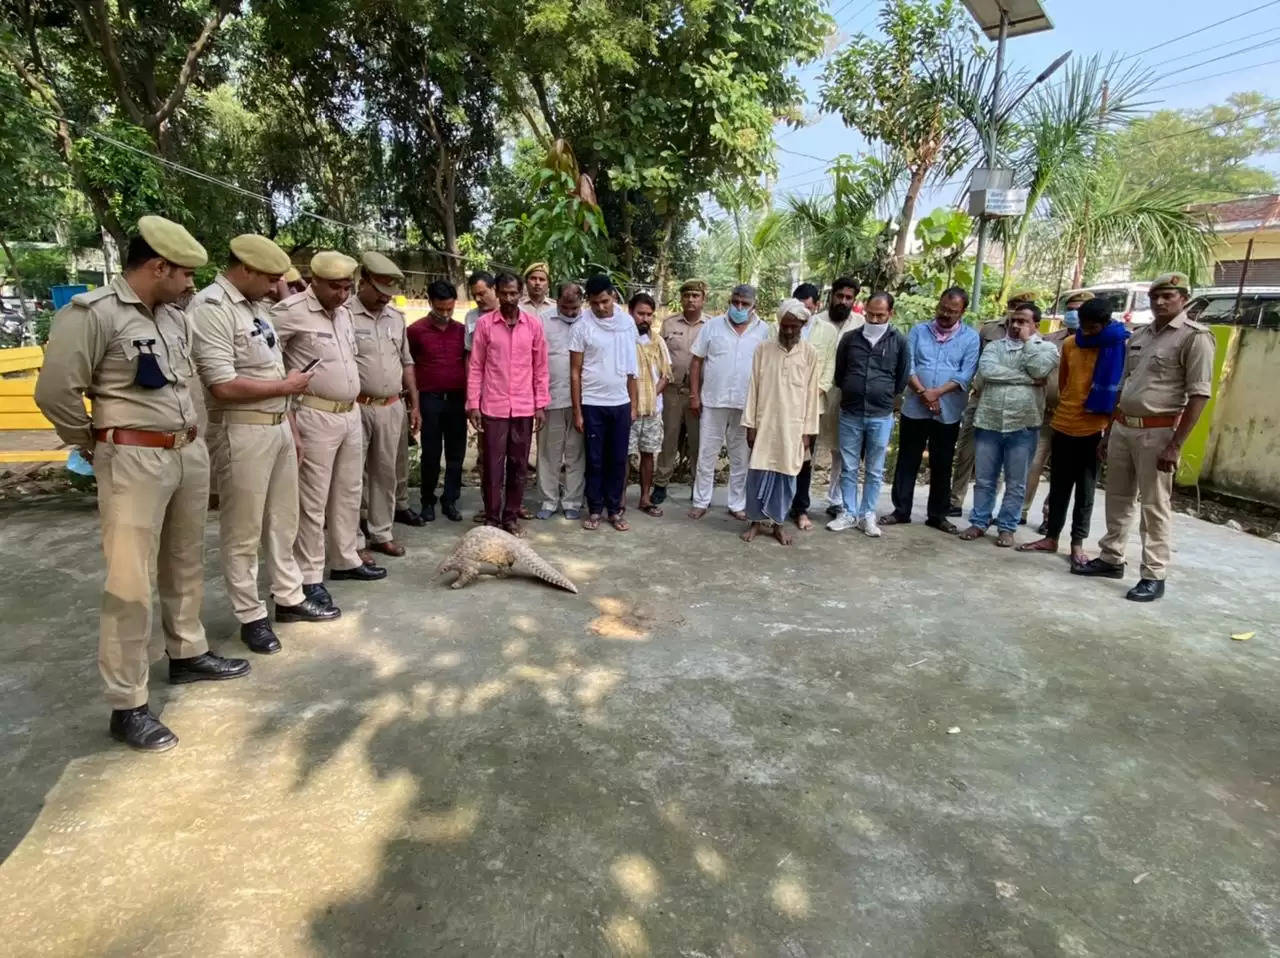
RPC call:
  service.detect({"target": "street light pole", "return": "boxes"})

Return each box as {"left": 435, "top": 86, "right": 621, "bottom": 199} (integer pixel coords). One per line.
{"left": 969, "top": 8, "right": 1007, "bottom": 318}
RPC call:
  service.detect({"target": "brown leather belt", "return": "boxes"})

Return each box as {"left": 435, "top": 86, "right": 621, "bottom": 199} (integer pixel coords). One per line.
{"left": 94, "top": 426, "right": 198, "bottom": 449}
{"left": 357, "top": 394, "right": 400, "bottom": 407}
{"left": 298, "top": 395, "right": 355, "bottom": 414}
{"left": 1112, "top": 411, "right": 1181, "bottom": 429}
{"left": 208, "top": 410, "right": 286, "bottom": 426}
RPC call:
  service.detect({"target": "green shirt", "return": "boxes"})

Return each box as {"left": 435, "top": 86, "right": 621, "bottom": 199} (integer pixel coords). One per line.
{"left": 973, "top": 336, "right": 1060, "bottom": 432}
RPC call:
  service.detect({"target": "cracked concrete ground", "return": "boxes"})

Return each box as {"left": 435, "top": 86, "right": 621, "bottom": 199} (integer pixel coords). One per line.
{"left": 0, "top": 481, "right": 1277, "bottom": 957}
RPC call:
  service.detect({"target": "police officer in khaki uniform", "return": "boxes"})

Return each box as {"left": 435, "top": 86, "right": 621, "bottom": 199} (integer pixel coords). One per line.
{"left": 350, "top": 251, "right": 419, "bottom": 557}
{"left": 948, "top": 289, "right": 1037, "bottom": 515}
{"left": 192, "top": 235, "right": 341, "bottom": 656}
{"left": 1075, "top": 272, "right": 1215, "bottom": 601}
{"left": 35, "top": 216, "right": 251, "bottom": 752}
{"left": 652, "top": 278, "right": 708, "bottom": 504}
{"left": 273, "top": 251, "right": 387, "bottom": 598}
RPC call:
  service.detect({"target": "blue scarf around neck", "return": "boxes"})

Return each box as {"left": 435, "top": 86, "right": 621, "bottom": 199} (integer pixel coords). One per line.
{"left": 1075, "top": 321, "right": 1131, "bottom": 414}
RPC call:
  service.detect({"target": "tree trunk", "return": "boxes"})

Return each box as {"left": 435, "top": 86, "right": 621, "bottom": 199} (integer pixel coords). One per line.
{"left": 1071, "top": 232, "right": 1086, "bottom": 288}
{"left": 654, "top": 211, "right": 676, "bottom": 311}
{"left": 620, "top": 191, "right": 636, "bottom": 279}
{"left": 894, "top": 163, "right": 928, "bottom": 272}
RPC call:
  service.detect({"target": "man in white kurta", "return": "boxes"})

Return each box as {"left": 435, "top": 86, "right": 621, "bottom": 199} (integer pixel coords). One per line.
{"left": 741, "top": 299, "right": 822, "bottom": 545}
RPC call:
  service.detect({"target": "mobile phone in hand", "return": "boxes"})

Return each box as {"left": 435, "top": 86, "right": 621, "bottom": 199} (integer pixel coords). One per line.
{"left": 301, "top": 358, "right": 321, "bottom": 373}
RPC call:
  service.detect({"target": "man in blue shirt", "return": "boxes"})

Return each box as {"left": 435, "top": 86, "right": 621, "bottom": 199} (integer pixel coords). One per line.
{"left": 881, "top": 287, "right": 980, "bottom": 534}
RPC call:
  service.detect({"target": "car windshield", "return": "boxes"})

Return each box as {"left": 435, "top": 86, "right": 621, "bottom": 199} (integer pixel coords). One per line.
{"left": 1056, "top": 288, "right": 1129, "bottom": 314}
{"left": 1189, "top": 294, "right": 1280, "bottom": 327}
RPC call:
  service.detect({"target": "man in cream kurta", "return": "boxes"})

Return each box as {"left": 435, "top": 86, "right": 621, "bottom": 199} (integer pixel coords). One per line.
{"left": 740, "top": 299, "right": 822, "bottom": 545}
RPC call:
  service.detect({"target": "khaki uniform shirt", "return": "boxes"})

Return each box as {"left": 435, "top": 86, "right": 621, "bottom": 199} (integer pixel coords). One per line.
{"left": 1116, "top": 312, "right": 1215, "bottom": 418}
{"left": 661, "top": 314, "right": 706, "bottom": 387}
{"left": 348, "top": 297, "right": 411, "bottom": 398}
{"left": 271, "top": 288, "right": 361, "bottom": 403}
{"left": 518, "top": 297, "right": 557, "bottom": 323}
{"left": 35, "top": 275, "right": 200, "bottom": 446}
{"left": 190, "top": 274, "right": 288, "bottom": 414}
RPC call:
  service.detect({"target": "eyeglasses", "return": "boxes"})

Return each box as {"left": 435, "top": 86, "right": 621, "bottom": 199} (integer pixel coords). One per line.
{"left": 251, "top": 317, "right": 276, "bottom": 349}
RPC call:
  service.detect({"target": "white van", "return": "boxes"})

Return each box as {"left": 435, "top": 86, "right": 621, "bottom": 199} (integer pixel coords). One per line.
{"left": 1052, "top": 282, "right": 1154, "bottom": 326}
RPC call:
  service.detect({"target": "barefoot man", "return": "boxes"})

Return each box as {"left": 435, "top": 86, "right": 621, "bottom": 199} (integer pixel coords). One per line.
{"left": 741, "top": 299, "right": 822, "bottom": 545}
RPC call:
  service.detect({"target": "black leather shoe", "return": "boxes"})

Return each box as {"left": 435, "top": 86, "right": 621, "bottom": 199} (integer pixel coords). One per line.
{"left": 240, "top": 617, "right": 282, "bottom": 654}
{"left": 169, "top": 651, "right": 251, "bottom": 684}
{"left": 109, "top": 705, "right": 178, "bottom": 752}
{"left": 330, "top": 563, "right": 387, "bottom": 581}
{"left": 422, "top": 502, "right": 436, "bottom": 522}
{"left": 442, "top": 503, "right": 461, "bottom": 521}
{"left": 1071, "top": 558, "right": 1126, "bottom": 579}
{"left": 946, "top": 506, "right": 963, "bottom": 518}
{"left": 825, "top": 504, "right": 841, "bottom": 517}
{"left": 303, "top": 582, "right": 334, "bottom": 608}
{"left": 276, "top": 595, "right": 341, "bottom": 622}
{"left": 1126, "top": 578, "right": 1165, "bottom": 602}
{"left": 651, "top": 485, "right": 667, "bottom": 505}
{"left": 395, "top": 507, "right": 427, "bottom": 527}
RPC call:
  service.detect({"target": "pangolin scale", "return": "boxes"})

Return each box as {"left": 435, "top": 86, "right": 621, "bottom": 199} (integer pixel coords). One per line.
{"left": 437, "top": 526, "right": 578, "bottom": 593}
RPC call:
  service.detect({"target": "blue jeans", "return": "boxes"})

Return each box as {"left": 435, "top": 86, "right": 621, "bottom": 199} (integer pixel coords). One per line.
{"left": 970, "top": 426, "right": 1039, "bottom": 532}
{"left": 837, "top": 411, "right": 894, "bottom": 517}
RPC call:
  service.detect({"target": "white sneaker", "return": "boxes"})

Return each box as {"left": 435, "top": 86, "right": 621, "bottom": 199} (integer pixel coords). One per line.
{"left": 862, "top": 513, "right": 882, "bottom": 537}
{"left": 826, "top": 512, "right": 859, "bottom": 532}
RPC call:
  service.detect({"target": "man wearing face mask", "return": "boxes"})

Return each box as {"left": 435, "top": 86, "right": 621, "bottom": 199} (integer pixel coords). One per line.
{"left": 1021, "top": 290, "right": 1092, "bottom": 530}
{"left": 571, "top": 275, "right": 639, "bottom": 531}
{"left": 803, "top": 278, "right": 863, "bottom": 524}
{"left": 407, "top": 280, "right": 468, "bottom": 522}
{"left": 688, "top": 283, "right": 772, "bottom": 520}
{"left": 275, "top": 250, "right": 387, "bottom": 603}
{"left": 37, "top": 215, "right": 251, "bottom": 751}
{"left": 536, "top": 281, "right": 588, "bottom": 520}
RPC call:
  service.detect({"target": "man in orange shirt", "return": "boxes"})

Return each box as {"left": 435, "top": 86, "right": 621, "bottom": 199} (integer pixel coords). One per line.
{"left": 1018, "top": 297, "right": 1128, "bottom": 567}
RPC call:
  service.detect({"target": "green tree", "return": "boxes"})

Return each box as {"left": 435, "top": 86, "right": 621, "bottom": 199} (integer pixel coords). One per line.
{"left": 1114, "top": 92, "right": 1280, "bottom": 203}
{"left": 819, "top": 0, "right": 972, "bottom": 272}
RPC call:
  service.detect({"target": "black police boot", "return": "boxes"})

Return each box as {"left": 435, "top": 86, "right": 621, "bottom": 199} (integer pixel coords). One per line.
{"left": 109, "top": 705, "right": 178, "bottom": 752}
{"left": 168, "top": 651, "right": 252, "bottom": 684}
{"left": 329, "top": 563, "right": 387, "bottom": 581}
{"left": 303, "top": 582, "right": 334, "bottom": 608}
{"left": 1071, "top": 558, "right": 1126, "bottom": 579}
{"left": 276, "top": 595, "right": 341, "bottom": 622}
{"left": 441, "top": 502, "right": 461, "bottom": 521}
{"left": 651, "top": 485, "right": 667, "bottom": 506}
{"left": 422, "top": 502, "right": 436, "bottom": 522}
{"left": 240, "top": 617, "right": 282, "bottom": 654}
{"left": 395, "top": 507, "right": 427, "bottom": 527}
{"left": 1125, "top": 578, "right": 1166, "bottom": 602}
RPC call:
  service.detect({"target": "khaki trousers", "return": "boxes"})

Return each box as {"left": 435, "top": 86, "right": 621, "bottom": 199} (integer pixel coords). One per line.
{"left": 537, "top": 406, "right": 586, "bottom": 512}
{"left": 817, "top": 388, "right": 844, "bottom": 507}
{"left": 360, "top": 402, "right": 402, "bottom": 544}
{"left": 950, "top": 400, "right": 978, "bottom": 508}
{"left": 95, "top": 440, "right": 210, "bottom": 709}
{"left": 295, "top": 405, "right": 364, "bottom": 579}
{"left": 1021, "top": 420, "right": 1055, "bottom": 518}
{"left": 1098, "top": 422, "right": 1175, "bottom": 580}
{"left": 654, "top": 385, "right": 700, "bottom": 487}
{"left": 214, "top": 420, "right": 304, "bottom": 622}
{"left": 395, "top": 407, "right": 410, "bottom": 511}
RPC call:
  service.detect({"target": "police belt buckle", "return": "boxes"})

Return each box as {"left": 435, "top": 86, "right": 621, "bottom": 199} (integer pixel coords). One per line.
{"left": 172, "top": 426, "right": 197, "bottom": 449}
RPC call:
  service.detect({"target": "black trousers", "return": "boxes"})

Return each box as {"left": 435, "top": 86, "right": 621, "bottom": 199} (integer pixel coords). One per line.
{"left": 890, "top": 415, "right": 960, "bottom": 522}
{"left": 1045, "top": 429, "right": 1102, "bottom": 543}
{"left": 420, "top": 390, "right": 466, "bottom": 506}
{"left": 791, "top": 459, "right": 812, "bottom": 517}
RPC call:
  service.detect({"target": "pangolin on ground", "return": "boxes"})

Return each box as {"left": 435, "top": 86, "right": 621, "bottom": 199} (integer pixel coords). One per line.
{"left": 436, "top": 526, "right": 579, "bottom": 593}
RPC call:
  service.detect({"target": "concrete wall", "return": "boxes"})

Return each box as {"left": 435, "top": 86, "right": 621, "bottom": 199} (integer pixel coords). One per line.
{"left": 1201, "top": 327, "right": 1280, "bottom": 504}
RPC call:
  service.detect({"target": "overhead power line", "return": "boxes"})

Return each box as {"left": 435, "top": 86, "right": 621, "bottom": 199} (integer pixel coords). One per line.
{"left": 1148, "top": 37, "right": 1280, "bottom": 83}
{"left": 1118, "top": 0, "right": 1280, "bottom": 63}
{"left": 1150, "top": 55, "right": 1280, "bottom": 92}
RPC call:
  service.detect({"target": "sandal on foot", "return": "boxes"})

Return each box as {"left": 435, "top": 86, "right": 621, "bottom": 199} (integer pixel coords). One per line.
{"left": 608, "top": 514, "right": 630, "bottom": 532}
{"left": 995, "top": 531, "right": 1016, "bottom": 548}
{"left": 639, "top": 503, "right": 663, "bottom": 517}
{"left": 582, "top": 514, "right": 601, "bottom": 530}
{"left": 957, "top": 525, "right": 986, "bottom": 541}
{"left": 1016, "top": 538, "right": 1059, "bottom": 553}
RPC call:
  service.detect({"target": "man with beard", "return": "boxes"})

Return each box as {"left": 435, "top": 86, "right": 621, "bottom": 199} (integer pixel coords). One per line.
{"left": 535, "top": 281, "right": 588, "bottom": 519}
{"left": 629, "top": 291, "right": 672, "bottom": 517}
{"left": 798, "top": 278, "right": 862, "bottom": 526}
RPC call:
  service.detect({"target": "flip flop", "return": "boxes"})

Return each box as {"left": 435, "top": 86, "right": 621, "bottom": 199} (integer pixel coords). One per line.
{"left": 608, "top": 514, "right": 631, "bottom": 532}
{"left": 582, "top": 515, "right": 601, "bottom": 530}
{"left": 639, "top": 503, "right": 663, "bottom": 517}
{"left": 1016, "top": 538, "right": 1059, "bottom": 553}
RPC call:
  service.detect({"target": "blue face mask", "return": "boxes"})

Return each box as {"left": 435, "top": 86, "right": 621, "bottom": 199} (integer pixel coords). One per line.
{"left": 1063, "top": 308, "right": 1080, "bottom": 330}
{"left": 727, "top": 304, "right": 750, "bottom": 325}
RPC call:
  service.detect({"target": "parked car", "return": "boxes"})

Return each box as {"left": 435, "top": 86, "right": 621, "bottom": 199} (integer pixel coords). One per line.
{"left": 1052, "top": 282, "right": 1154, "bottom": 326}
{"left": 1185, "top": 286, "right": 1280, "bottom": 328}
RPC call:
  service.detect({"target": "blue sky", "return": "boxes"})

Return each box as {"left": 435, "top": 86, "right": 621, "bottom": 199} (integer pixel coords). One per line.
{"left": 770, "top": 0, "right": 1280, "bottom": 210}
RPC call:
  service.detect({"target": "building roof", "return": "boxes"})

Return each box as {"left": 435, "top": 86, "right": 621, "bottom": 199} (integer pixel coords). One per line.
{"left": 1191, "top": 194, "right": 1280, "bottom": 234}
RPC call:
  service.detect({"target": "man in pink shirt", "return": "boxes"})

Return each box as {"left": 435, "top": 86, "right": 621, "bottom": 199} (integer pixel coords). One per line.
{"left": 467, "top": 271, "right": 550, "bottom": 535}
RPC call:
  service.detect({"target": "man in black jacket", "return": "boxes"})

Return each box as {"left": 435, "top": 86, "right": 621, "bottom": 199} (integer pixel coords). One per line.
{"left": 826, "top": 292, "right": 910, "bottom": 536}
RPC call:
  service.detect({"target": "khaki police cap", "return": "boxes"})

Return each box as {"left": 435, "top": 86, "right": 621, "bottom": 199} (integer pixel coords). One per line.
{"left": 1062, "top": 289, "right": 1095, "bottom": 304}
{"left": 523, "top": 261, "right": 550, "bottom": 279}
{"left": 283, "top": 267, "right": 301, "bottom": 284}
{"left": 679, "top": 278, "right": 708, "bottom": 295}
{"left": 1149, "top": 272, "right": 1190, "bottom": 294}
{"left": 136, "top": 215, "right": 207, "bottom": 268}
{"left": 230, "top": 234, "right": 290, "bottom": 276}
{"left": 311, "top": 250, "right": 357, "bottom": 281}
{"left": 1007, "top": 289, "right": 1038, "bottom": 306}
{"left": 360, "top": 250, "right": 404, "bottom": 295}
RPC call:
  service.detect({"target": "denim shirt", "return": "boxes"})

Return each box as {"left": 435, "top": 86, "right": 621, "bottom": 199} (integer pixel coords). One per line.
{"left": 901, "top": 321, "right": 980, "bottom": 424}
